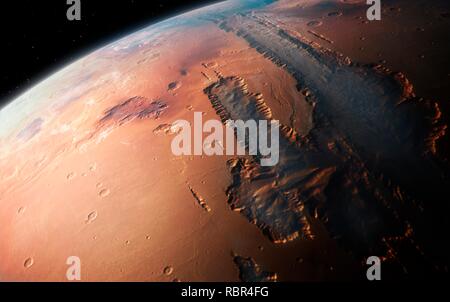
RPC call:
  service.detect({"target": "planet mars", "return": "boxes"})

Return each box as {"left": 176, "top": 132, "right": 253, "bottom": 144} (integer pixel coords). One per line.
{"left": 0, "top": 0, "right": 449, "bottom": 281}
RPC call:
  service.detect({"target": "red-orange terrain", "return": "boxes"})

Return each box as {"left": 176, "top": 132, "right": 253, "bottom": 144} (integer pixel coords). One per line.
{"left": 0, "top": 0, "right": 449, "bottom": 281}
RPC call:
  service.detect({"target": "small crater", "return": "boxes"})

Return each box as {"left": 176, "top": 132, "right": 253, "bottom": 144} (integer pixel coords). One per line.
{"left": 66, "top": 172, "right": 76, "bottom": 181}
{"left": 163, "top": 266, "right": 174, "bottom": 276}
{"left": 203, "top": 62, "right": 218, "bottom": 68}
{"left": 168, "top": 81, "right": 181, "bottom": 92}
{"left": 99, "top": 188, "right": 110, "bottom": 198}
{"left": 180, "top": 69, "right": 189, "bottom": 76}
{"left": 306, "top": 20, "right": 322, "bottom": 27}
{"left": 18, "top": 207, "right": 26, "bottom": 215}
{"left": 85, "top": 211, "right": 98, "bottom": 224}
{"left": 24, "top": 257, "right": 34, "bottom": 269}
{"left": 125, "top": 240, "right": 131, "bottom": 245}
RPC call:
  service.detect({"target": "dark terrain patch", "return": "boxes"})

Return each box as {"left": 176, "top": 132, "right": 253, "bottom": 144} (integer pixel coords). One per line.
{"left": 17, "top": 118, "right": 44, "bottom": 142}
{"left": 99, "top": 96, "right": 167, "bottom": 127}
{"left": 233, "top": 254, "right": 277, "bottom": 282}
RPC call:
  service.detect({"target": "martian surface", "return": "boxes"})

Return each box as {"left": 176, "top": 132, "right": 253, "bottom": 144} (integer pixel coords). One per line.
{"left": 1, "top": 0, "right": 449, "bottom": 281}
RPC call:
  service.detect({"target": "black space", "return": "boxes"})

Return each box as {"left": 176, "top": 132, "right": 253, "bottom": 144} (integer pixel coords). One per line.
{"left": 0, "top": 0, "right": 218, "bottom": 106}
